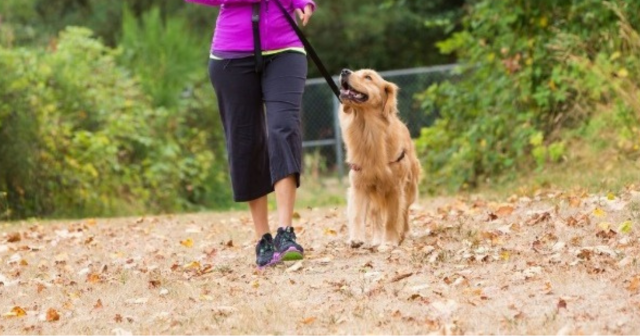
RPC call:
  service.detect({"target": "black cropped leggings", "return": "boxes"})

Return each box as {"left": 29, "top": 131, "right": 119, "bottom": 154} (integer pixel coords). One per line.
{"left": 209, "top": 51, "right": 307, "bottom": 202}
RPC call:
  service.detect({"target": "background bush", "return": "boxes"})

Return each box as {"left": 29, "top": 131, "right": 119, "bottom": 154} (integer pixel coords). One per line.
{"left": 416, "top": 0, "right": 640, "bottom": 193}
{"left": 0, "top": 27, "right": 227, "bottom": 218}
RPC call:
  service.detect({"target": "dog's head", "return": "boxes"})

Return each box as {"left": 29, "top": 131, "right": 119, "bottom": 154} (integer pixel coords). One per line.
{"left": 339, "top": 68, "right": 399, "bottom": 115}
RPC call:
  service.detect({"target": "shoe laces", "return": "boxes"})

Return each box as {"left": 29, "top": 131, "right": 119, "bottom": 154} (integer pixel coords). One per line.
{"left": 280, "top": 227, "right": 297, "bottom": 242}
{"left": 258, "top": 236, "right": 274, "bottom": 254}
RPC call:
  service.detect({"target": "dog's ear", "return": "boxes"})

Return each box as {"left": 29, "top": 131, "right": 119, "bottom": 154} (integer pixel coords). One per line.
{"left": 383, "top": 81, "right": 399, "bottom": 116}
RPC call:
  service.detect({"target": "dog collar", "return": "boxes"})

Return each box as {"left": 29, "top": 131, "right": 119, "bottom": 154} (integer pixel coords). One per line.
{"left": 347, "top": 149, "right": 405, "bottom": 172}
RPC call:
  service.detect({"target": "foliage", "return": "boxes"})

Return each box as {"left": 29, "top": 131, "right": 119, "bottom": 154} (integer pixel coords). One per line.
{"left": 0, "top": 27, "right": 224, "bottom": 219}
{"left": 304, "top": 0, "right": 464, "bottom": 76}
{"left": 0, "top": 0, "right": 217, "bottom": 47}
{"left": 119, "top": 6, "right": 203, "bottom": 108}
{"left": 0, "top": 0, "right": 465, "bottom": 77}
{"left": 416, "top": 0, "right": 640, "bottom": 193}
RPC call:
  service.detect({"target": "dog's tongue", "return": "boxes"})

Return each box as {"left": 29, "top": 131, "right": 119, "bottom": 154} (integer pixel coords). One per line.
{"left": 340, "top": 88, "right": 364, "bottom": 100}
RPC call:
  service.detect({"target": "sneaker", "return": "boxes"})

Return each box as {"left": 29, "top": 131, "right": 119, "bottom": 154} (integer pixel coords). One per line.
{"left": 255, "top": 233, "right": 278, "bottom": 268}
{"left": 274, "top": 226, "right": 304, "bottom": 261}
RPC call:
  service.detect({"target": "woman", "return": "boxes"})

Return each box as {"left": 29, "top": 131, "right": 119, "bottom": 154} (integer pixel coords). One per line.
{"left": 184, "top": 0, "right": 315, "bottom": 268}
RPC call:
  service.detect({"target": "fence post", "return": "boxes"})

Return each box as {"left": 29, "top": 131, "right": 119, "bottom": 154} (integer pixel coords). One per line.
{"left": 332, "top": 94, "right": 344, "bottom": 182}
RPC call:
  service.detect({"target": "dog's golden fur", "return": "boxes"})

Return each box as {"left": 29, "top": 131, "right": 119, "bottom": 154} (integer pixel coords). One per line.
{"left": 338, "top": 68, "right": 422, "bottom": 249}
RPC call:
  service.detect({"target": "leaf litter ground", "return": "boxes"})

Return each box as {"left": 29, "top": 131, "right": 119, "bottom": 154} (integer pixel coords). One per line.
{"left": 1, "top": 186, "right": 640, "bottom": 335}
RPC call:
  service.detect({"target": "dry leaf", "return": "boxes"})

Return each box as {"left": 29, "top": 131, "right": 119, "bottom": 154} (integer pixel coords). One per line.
{"left": 323, "top": 228, "right": 337, "bottom": 236}
{"left": 495, "top": 205, "right": 515, "bottom": 217}
{"left": 627, "top": 276, "right": 640, "bottom": 292}
{"left": 500, "top": 250, "right": 511, "bottom": 261}
{"left": 87, "top": 273, "right": 102, "bottom": 284}
{"left": 526, "top": 212, "right": 551, "bottom": 225}
{"left": 3, "top": 306, "right": 27, "bottom": 317}
{"left": 292, "top": 212, "right": 301, "bottom": 220}
{"left": 301, "top": 316, "right": 317, "bottom": 325}
{"left": 619, "top": 221, "right": 633, "bottom": 234}
{"left": 286, "top": 261, "right": 304, "bottom": 273}
{"left": 557, "top": 298, "right": 567, "bottom": 310}
{"left": 390, "top": 272, "right": 413, "bottom": 283}
{"left": 183, "top": 261, "right": 201, "bottom": 270}
{"left": 94, "top": 299, "right": 103, "bottom": 309}
{"left": 46, "top": 308, "right": 60, "bottom": 322}
{"left": 593, "top": 208, "right": 606, "bottom": 217}
{"left": 596, "top": 229, "right": 617, "bottom": 240}
{"left": 115, "top": 314, "right": 123, "bottom": 323}
{"left": 7, "top": 232, "right": 21, "bottom": 243}
{"left": 225, "top": 240, "right": 234, "bottom": 248}
{"left": 180, "top": 238, "right": 194, "bottom": 248}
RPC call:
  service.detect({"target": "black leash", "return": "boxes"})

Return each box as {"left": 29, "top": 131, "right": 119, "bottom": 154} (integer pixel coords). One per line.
{"left": 252, "top": 3, "right": 264, "bottom": 74}
{"left": 252, "top": 0, "right": 341, "bottom": 101}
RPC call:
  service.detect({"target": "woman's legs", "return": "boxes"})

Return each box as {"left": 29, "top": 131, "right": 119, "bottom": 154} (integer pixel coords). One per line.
{"left": 248, "top": 195, "right": 269, "bottom": 238}
{"left": 262, "top": 52, "right": 308, "bottom": 230}
{"left": 262, "top": 52, "right": 308, "bottom": 259}
{"left": 209, "top": 57, "right": 278, "bottom": 267}
{"left": 209, "top": 52, "right": 307, "bottom": 265}
{"left": 274, "top": 175, "right": 297, "bottom": 228}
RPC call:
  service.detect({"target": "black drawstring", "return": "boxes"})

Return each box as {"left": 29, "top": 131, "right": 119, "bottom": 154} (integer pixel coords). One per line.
{"left": 252, "top": 3, "right": 264, "bottom": 74}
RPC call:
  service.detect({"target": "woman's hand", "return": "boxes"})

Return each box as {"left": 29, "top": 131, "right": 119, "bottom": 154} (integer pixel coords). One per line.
{"left": 294, "top": 4, "right": 313, "bottom": 26}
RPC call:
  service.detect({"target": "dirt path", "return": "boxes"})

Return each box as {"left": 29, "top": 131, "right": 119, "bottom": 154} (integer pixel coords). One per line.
{"left": 1, "top": 186, "right": 640, "bottom": 335}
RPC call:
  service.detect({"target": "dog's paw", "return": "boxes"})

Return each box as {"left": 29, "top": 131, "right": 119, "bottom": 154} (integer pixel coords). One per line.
{"left": 349, "top": 240, "right": 364, "bottom": 248}
{"left": 376, "top": 243, "right": 394, "bottom": 253}
{"left": 377, "top": 240, "right": 402, "bottom": 252}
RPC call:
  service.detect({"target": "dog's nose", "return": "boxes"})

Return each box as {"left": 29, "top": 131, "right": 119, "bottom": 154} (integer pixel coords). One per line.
{"left": 341, "top": 69, "right": 352, "bottom": 76}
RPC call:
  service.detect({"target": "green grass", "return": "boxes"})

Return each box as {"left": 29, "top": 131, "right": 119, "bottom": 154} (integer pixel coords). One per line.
{"left": 471, "top": 147, "right": 640, "bottom": 201}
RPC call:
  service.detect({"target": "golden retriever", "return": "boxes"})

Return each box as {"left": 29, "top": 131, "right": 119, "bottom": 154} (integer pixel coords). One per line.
{"left": 338, "top": 68, "right": 422, "bottom": 250}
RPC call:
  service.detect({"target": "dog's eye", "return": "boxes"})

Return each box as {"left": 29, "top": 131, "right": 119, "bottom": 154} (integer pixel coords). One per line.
{"left": 364, "top": 75, "right": 372, "bottom": 80}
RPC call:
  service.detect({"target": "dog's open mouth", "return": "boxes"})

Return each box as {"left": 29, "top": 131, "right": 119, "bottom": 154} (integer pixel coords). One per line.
{"left": 340, "top": 80, "right": 368, "bottom": 103}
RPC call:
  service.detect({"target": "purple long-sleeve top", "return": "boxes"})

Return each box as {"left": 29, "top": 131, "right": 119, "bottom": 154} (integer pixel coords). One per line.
{"left": 185, "top": 0, "right": 316, "bottom": 54}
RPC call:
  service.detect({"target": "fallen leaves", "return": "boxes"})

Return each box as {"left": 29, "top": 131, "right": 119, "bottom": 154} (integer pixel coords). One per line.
{"left": 300, "top": 316, "right": 317, "bottom": 325}
{"left": 593, "top": 208, "right": 606, "bottom": 217}
{"left": 495, "top": 205, "right": 515, "bottom": 217}
{"left": 0, "top": 187, "right": 638, "bottom": 335}
{"left": 87, "top": 273, "right": 102, "bottom": 284}
{"left": 323, "top": 228, "right": 337, "bottom": 236}
{"left": 183, "top": 261, "right": 201, "bottom": 270}
{"left": 45, "top": 308, "right": 60, "bottom": 322}
{"left": 180, "top": 238, "right": 194, "bottom": 248}
{"left": 626, "top": 276, "right": 640, "bottom": 293}
{"left": 6, "top": 232, "right": 21, "bottom": 243}
{"left": 619, "top": 221, "right": 633, "bottom": 234}
{"left": 525, "top": 211, "right": 551, "bottom": 225}
{"left": 286, "top": 261, "right": 304, "bottom": 273}
{"left": 3, "top": 306, "right": 27, "bottom": 318}
{"left": 557, "top": 298, "right": 567, "bottom": 310}
{"left": 390, "top": 272, "right": 413, "bottom": 283}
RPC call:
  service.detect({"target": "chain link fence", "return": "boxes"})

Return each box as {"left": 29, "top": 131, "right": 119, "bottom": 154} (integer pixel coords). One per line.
{"left": 300, "top": 64, "right": 457, "bottom": 180}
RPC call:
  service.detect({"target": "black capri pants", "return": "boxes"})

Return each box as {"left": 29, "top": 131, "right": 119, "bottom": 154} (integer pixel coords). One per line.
{"left": 209, "top": 51, "right": 307, "bottom": 202}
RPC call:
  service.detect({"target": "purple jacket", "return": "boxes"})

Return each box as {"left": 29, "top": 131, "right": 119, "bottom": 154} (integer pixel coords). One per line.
{"left": 185, "top": 0, "right": 316, "bottom": 53}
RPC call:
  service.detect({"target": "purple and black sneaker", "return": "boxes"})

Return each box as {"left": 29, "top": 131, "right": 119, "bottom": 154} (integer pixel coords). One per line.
{"left": 274, "top": 226, "right": 304, "bottom": 261}
{"left": 255, "top": 233, "right": 278, "bottom": 269}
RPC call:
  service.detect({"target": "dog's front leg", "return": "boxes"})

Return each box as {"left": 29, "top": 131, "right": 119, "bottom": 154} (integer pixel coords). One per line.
{"left": 380, "top": 192, "right": 402, "bottom": 251}
{"left": 347, "top": 186, "right": 367, "bottom": 248}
